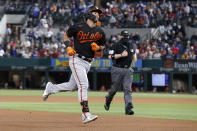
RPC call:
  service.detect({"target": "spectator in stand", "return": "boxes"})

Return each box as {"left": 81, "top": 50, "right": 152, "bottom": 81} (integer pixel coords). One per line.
{"left": 11, "top": 46, "right": 17, "bottom": 57}
{"left": 0, "top": 46, "right": 5, "bottom": 57}
{"left": 153, "top": 49, "right": 161, "bottom": 59}
{"left": 177, "top": 42, "right": 184, "bottom": 55}
{"left": 34, "top": 27, "right": 43, "bottom": 44}
{"left": 56, "top": 27, "right": 64, "bottom": 43}
{"left": 182, "top": 51, "right": 190, "bottom": 59}
{"left": 138, "top": 48, "right": 146, "bottom": 59}
{"left": 160, "top": 47, "right": 166, "bottom": 57}
{"left": 9, "top": 40, "right": 16, "bottom": 48}
{"left": 189, "top": 48, "right": 197, "bottom": 60}
{"left": 171, "top": 44, "right": 179, "bottom": 56}
{"left": 31, "top": 3, "right": 40, "bottom": 19}
{"left": 44, "top": 28, "right": 53, "bottom": 43}
{"left": 156, "top": 9, "right": 163, "bottom": 26}
{"left": 6, "top": 25, "right": 12, "bottom": 42}
{"left": 21, "top": 38, "right": 31, "bottom": 48}
{"left": 4, "top": 45, "right": 11, "bottom": 57}
{"left": 40, "top": 48, "right": 46, "bottom": 57}
{"left": 32, "top": 49, "right": 40, "bottom": 58}
{"left": 16, "top": 48, "right": 22, "bottom": 57}
{"left": 165, "top": 50, "right": 175, "bottom": 59}
{"left": 22, "top": 49, "right": 32, "bottom": 58}
{"left": 132, "top": 32, "right": 140, "bottom": 45}
{"left": 193, "top": 40, "right": 197, "bottom": 49}
{"left": 40, "top": 15, "right": 49, "bottom": 28}
{"left": 27, "top": 17, "right": 34, "bottom": 27}
{"left": 43, "top": 41, "right": 51, "bottom": 51}
{"left": 51, "top": 48, "right": 59, "bottom": 58}
{"left": 27, "top": 28, "right": 34, "bottom": 43}
{"left": 145, "top": 47, "right": 153, "bottom": 59}
{"left": 51, "top": 40, "right": 58, "bottom": 50}
{"left": 143, "top": 14, "right": 150, "bottom": 28}
{"left": 50, "top": 3, "right": 57, "bottom": 14}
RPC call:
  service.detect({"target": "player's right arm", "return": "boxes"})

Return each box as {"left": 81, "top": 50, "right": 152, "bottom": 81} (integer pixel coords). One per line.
{"left": 63, "top": 25, "right": 77, "bottom": 56}
{"left": 62, "top": 32, "right": 69, "bottom": 42}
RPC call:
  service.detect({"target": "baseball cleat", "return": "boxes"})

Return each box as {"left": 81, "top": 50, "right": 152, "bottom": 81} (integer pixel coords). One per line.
{"left": 125, "top": 103, "right": 134, "bottom": 115}
{"left": 104, "top": 103, "right": 109, "bottom": 111}
{"left": 81, "top": 113, "right": 98, "bottom": 124}
{"left": 42, "top": 82, "right": 53, "bottom": 101}
{"left": 104, "top": 96, "right": 110, "bottom": 111}
{"left": 125, "top": 110, "right": 134, "bottom": 115}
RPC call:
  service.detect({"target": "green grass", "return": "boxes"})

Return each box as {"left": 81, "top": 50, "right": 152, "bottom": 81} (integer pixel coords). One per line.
{"left": 0, "top": 102, "right": 197, "bottom": 121}
{"left": 0, "top": 90, "right": 197, "bottom": 121}
{"left": 1, "top": 89, "right": 197, "bottom": 98}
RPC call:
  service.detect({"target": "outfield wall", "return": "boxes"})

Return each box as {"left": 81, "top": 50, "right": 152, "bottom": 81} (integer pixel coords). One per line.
{"left": 0, "top": 57, "right": 196, "bottom": 93}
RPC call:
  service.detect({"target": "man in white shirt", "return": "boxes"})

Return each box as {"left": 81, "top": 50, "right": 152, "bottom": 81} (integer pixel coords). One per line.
{"left": 0, "top": 47, "right": 5, "bottom": 57}
{"left": 21, "top": 38, "right": 31, "bottom": 48}
{"left": 34, "top": 27, "right": 43, "bottom": 43}
{"left": 44, "top": 28, "right": 53, "bottom": 43}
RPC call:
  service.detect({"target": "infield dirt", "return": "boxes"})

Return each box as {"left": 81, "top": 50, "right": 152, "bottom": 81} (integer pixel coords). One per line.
{"left": 0, "top": 96, "right": 197, "bottom": 131}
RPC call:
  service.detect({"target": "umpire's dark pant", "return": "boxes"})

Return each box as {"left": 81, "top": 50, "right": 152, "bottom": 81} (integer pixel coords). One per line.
{"left": 108, "top": 66, "right": 133, "bottom": 108}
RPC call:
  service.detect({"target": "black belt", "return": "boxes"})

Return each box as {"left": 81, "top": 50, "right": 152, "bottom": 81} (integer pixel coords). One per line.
{"left": 75, "top": 54, "right": 93, "bottom": 63}
{"left": 113, "top": 64, "right": 130, "bottom": 68}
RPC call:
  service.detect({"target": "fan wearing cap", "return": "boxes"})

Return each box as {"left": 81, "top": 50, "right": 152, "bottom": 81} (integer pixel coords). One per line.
{"left": 42, "top": 6, "right": 106, "bottom": 124}
{"left": 104, "top": 30, "right": 137, "bottom": 115}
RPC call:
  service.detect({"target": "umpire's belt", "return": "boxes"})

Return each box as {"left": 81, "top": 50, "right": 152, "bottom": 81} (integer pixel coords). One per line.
{"left": 76, "top": 54, "right": 93, "bottom": 63}
{"left": 113, "top": 64, "right": 130, "bottom": 68}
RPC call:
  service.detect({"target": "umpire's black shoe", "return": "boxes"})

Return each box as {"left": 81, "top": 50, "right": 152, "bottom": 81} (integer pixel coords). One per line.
{"left": 104, "top": 96, "right": 111, "bottom": 111}
{"left": 125, "top": 103, "right": 134, "bottom": 115}
{"left": 125, "top": 109, "right": 134, "bottom": 115}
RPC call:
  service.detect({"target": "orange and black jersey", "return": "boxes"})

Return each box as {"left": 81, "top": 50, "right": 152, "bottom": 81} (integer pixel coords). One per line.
{"left": 67, "top": 22, "right": 106, "bottom": 58}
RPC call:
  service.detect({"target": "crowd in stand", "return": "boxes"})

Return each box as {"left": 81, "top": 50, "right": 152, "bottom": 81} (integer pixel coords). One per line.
{"left": 0, "top": 26, "right": 68, "bottom": 58}
{"left": 2, "top": 23, "right": 196, "bottom": 60}
{"left": 0, "top": 0, "right": 197, "bottom": 60}
{"left": 25, "top": 0, "right": 93, "bottom": 28}
{"left": 106, "top": 25, "right": 197, "bottom": 60}
{"left": 22, "top": 0, "right": 197, "bottom": 28}
{"left": 2, "top": 0, "right": 197, "bottom": 28}
{"left": 101, "top": 0, "right": 197, "bottom": 28}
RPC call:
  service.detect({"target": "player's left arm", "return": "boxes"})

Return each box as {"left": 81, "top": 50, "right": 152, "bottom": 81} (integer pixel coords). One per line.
{"left": 91, "top": 30, "right": 106, "bottom": 51}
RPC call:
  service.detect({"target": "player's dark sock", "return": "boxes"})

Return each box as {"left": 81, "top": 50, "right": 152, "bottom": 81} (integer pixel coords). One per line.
{"left": 80, "top": 101, "right": 89, "bottom": 112}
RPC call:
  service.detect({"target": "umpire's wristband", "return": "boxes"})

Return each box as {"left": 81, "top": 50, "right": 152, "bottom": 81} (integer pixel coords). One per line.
{"left": 64, "top": 41, "right": 71, "bottom": 48}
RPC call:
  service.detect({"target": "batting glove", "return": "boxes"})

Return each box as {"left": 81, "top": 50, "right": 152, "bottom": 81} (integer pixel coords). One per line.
{"left": 91, "top": 42, "right": 100, "bottom": 51}
{"left": 66, "top": 47, "right": 76, "bottom": 56}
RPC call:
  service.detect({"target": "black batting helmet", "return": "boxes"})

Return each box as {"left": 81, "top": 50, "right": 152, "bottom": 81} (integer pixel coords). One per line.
{"left": 121, "top": 30, "right": 129, "bottom": 36}
{"left": 84, "top": 12, "right": 97, "bottom": 23}
{"left": 88, "top": 6, "right": 102, "bottom": 14}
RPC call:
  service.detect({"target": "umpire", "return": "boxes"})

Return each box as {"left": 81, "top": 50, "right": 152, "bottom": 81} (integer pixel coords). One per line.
{"left": 104, "top": 30, "right": 137, "bottom": 115}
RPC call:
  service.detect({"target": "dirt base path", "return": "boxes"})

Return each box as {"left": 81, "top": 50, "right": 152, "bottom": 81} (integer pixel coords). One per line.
{"left": 1, "top": 96, "right": 197, "bottom": 131}
{"left": 0, "top": 109, "right": 197, "bottom": 131}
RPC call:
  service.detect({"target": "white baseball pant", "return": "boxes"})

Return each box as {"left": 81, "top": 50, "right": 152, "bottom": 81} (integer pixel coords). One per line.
{"left": 49, "top": 55, "right": 91, "bottom": 102}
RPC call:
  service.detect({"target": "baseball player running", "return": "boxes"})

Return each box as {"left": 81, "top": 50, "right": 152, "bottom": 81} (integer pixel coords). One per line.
{"left": 42, "top": 6, "right": 106, "bottom": 124}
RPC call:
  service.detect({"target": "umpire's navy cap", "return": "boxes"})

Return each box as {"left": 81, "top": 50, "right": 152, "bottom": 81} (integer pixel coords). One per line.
{"left": 88, "top": 6, "right": 102, "bottom": 14}
{"left": 121, "top": 30, "right": 129, "bottom": 36}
